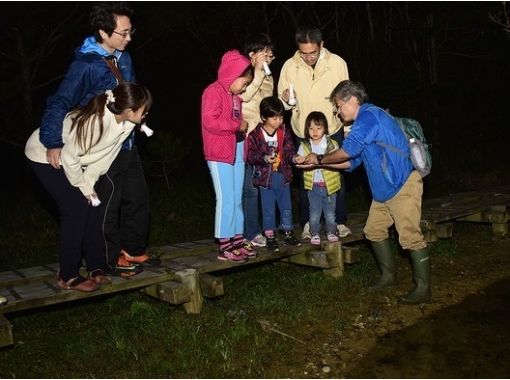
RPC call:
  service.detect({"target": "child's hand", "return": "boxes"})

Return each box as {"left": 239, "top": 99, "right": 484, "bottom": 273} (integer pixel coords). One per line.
{"left": 294, "top": 155, "right": 305, "bottom": 164}
{"left": 239, "top": 120, "right": 249, "bottom": 133}
{"left": 253, "top": 52, "right": 267, "bottom": 71}
{"left": 264, "top": 154, "right": 276, "bottom": 164}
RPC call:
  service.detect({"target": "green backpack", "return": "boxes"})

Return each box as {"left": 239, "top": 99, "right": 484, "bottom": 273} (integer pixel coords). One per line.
{"left": 393, "top": 117, "right": 432, "bottom": 177}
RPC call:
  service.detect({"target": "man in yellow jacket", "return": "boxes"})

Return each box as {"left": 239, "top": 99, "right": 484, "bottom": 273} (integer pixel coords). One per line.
{"left": 278, "top": 26, "right": 351, "bottom": 240}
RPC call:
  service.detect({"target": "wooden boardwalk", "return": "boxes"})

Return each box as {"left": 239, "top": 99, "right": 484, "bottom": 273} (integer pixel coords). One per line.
{"left": 1, "top": 186, "right": 510, "bottom": 347}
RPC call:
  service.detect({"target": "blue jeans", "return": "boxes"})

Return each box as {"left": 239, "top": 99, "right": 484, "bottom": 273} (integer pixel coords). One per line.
{"left": 260, "top": 172, "right": 293, "bottom": 232}
{"left": 308, "top": 184, "right": 337, "bottom": 235}
{"left": 242, "top": 163, "right": 261, "bottom": 240}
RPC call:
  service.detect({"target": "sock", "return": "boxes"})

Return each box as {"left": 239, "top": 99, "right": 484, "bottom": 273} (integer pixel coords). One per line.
{"left": 219, "top": 238, "right": 232, "bottom": 251}
{"left": 264, "top": 230, "right": 274, "bottom": 238}
{"left": 232, "top": 234, "right": 244, "bottom": 246}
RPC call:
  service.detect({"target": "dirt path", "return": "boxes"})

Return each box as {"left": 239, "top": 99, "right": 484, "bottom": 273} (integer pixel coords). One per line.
{"left": 288, "top": 223, "right": 510, "bottom": 378}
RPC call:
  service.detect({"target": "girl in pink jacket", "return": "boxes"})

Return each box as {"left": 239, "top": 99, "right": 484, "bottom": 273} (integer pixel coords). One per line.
{"left": 201, "top": 50, "right": 255, "bottom": 262}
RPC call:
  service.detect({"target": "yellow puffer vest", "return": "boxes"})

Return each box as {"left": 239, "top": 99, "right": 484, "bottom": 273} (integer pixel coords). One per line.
{"left": 301, "top": 137, "right": 341, "bottom": 195}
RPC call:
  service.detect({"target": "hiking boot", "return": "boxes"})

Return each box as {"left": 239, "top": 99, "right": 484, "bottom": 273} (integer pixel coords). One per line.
{"left": 250, "top": 234, "right": 267, "bottom": 247}
{"left": 284, "top": 231, "right": 301, "bottom": 246}
{"left": 310, "top": 234, "right": 321, "bottom": 246}
{"left": 120, "top": 249, "right": 161, "bottom": 267}
{"left": 301, "top": 222, "right": 312, "bottom": 240}
{"left": 327, "top": 232, "right": 339, "bottom": 242}
{"left": 337, "top": 224, "right": 352, "bottom": 238}
{"left": 217, "top": 247, "right": 248, "bottom": 263}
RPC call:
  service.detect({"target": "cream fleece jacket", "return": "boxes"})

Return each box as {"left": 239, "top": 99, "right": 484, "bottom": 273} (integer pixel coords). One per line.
{"left": 25, "top": 106, "right": 136, "bottom": 196}
{"left": 241, "top": 67, "right": 274, "bottom": 134}
{"left": 277, "top": 48, "right": 349, "bottom": 138}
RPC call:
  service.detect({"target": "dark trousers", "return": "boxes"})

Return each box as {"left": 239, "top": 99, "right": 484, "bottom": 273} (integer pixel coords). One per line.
{"left": 95, "top": 147, "right": 150, "bottom": 268}
{"left": 29, "top": 161, "right": 104, "bottom": 281}
{"left": 294, "top": 128, "right": 348, "bottom": 227}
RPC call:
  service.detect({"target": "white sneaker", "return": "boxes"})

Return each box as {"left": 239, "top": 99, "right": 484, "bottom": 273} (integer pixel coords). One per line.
{"left": 250, "top": 234, "right": 267, "bottom": 247}
{"left": 337, "top": 224, "right": 352, "bottom": 238}
{"left": 301, "top": 222, "right": 312, "bottom": 240}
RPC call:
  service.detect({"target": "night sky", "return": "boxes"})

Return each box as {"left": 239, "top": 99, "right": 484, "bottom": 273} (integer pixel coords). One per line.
{"left": 1, "top": 2, "right": 510, "bottom": 192}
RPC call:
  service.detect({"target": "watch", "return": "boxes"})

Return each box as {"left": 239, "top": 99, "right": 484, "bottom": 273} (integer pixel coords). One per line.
{"left": 317, "top": 154, "right": 324, "bottom": 165}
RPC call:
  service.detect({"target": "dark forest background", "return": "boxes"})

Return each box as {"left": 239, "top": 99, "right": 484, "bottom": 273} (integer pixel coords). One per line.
{"left": 1, "top": 1, "right": 510, "bottom": 215}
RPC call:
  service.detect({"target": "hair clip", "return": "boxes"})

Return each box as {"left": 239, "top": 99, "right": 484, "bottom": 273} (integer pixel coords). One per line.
{"left": 105, "top": 89, "right": 116, "bottom": 105}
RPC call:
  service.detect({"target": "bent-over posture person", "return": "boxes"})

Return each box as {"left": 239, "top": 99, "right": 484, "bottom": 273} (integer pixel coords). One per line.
{"left": 299, "top": 80, "right": 431, "bottom": 305}
{"left": 25, "top": 83, "right": 152, "bottom": 292}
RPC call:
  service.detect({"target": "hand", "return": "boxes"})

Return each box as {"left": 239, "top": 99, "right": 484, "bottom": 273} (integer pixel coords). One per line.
{"left": 264, "top": 154, "right": 276, "bottom": 164}
{"left": 46, "top": 148, "right": 62, "bottom": 169}
{"left": 303, "top": 153, "right": 319, "bottom": 165}
{"left": 281, "top": 89, "right": 290, "bottom": 103}
{"left": 239, "top": 120, "right": 249, "bottom": 133}
{"left": 293, "top": 155, "right": 306, "bottom": 164}
{"left": 253, "top": 51, "right": 267, "bottom": 70}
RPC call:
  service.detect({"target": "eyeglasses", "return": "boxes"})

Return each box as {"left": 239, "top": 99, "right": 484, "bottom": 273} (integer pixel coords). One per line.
{"left": 112, "top": 28, "right": 136, "bottom": 38}
{"left": 333, "top": 101, "right": 347, "bottom": 115}
{"left": 299, "top": 49, "right": 320, "bottom": 59}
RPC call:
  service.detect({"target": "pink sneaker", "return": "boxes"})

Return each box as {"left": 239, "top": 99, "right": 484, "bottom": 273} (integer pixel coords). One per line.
{"left": 327, "top": 232, "right": 339, "bottom": 242}
{"left": 233, "top": 240, "right": 257, "bottom": 258}
{"left": 310, "top": 234, "right": 321, "bottom": 246}
{"left": 217, "top": 247, "right": 248, "bottom": 263}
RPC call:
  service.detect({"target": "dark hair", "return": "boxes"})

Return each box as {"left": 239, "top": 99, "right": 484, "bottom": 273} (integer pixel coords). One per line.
{"left": 242, "top": 33, "right": 274, "bottom": 56}
{"left": 304, "top": 111, "right": 329, "bottom": 138}
{"left": 70, "top": 82, "right": 152, "bottom": 153}
{"left": 260, "top": 96, "right": 284, "bottom": 120}
{"left": 239, "top": 65, "right": 255, "bottom": 79}
{"left": 295, "top": 26, "right": 322, "bottom": 45}
{"left": 91, "top": 2, "right": 134, "bottom": 42}
{"left": 330, "top": 80, "right": 369, "bottom": 105}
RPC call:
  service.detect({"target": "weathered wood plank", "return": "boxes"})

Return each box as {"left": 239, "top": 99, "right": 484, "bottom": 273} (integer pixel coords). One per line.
{"left": 199, "top": 274, "right": 224, "bottom": 298}
{"left": 175, "top": 269, "right": 203, "bottom": 314}
{"left": 0, "top": 314, "right": 13, "bottom": 348}
{"left": 141, "top": 280, "right": 191, "bottom": 305}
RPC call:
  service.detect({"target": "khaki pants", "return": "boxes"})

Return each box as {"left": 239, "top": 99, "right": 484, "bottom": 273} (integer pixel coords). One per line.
{"left": 364, "top": 171, "right": 427, "bottom": 250}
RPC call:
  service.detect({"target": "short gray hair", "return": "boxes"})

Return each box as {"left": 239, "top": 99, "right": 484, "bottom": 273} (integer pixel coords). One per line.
{"left": 330, "top": 80, "right": 369, "bottom": 104}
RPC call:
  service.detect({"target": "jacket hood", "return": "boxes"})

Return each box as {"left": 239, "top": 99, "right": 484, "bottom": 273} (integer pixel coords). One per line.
{"left": 217, "top": 50, "right": 251, "bottom": 91}
{"left": 77, "top": 36, "right": 123, "bottom": 60}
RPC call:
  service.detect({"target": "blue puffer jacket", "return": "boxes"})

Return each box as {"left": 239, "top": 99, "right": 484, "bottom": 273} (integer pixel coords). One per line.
{"left": 342, "top": 103, "right": 414, "bottom": 202}
{"left": 39, "top": 36, "right": 136, "bottom": 150}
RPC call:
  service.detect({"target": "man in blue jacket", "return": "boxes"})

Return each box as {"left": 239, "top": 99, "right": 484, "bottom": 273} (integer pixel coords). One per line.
{"left": 301, "top": 80, "right": 431, "bottom": 305}
{"left": 39, "top": 2, "right": 156, "bottom": 276}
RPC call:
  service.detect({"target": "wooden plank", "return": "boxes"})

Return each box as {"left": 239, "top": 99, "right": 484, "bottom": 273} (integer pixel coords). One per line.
{"left": 141, "top": 281, "right": 191, "bottom": 305}
{"left": 175, "top": 269, "right": 203, "bottom": 314}
{"left": 0, "top": 266, "right": 176, "bottom": 314}
{"left": 199, "top": 274, "right": 224, "bottom": 298}
{"left": 0, "top": 314, "right": 13, "bottom": 348}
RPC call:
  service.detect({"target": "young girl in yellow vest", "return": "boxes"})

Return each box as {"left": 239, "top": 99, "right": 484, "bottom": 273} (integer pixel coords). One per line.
{"left": 295, "top": 112, "right": 342, "bottom": 246}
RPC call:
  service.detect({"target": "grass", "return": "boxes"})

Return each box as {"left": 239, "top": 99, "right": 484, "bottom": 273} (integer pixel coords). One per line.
{"left": 0, "top": 164, "right": 505, "bottom": 377}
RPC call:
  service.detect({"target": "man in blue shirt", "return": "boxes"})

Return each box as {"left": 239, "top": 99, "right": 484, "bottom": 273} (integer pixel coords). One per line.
{"left": 39, "top": 3, "right": 156, "bottom": 276}
{"left": 301, "top": 80, "right": 431, "bottom": 305}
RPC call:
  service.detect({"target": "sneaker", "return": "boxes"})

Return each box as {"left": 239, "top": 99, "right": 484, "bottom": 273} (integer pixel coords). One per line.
{"left": 250, "top": 234, "right": 267, "bottom": 247}
{"left": 114, "top": 252, "right": 144, "bottom": 277}
{"left": 265, "top": 236, "right": 280, "bottom": 252}
{"left": 327, "top": 232, "right": 339, "bottom": 242}
{"left": 233, "top": 240, "right": 257, "bottom": 258}
{"left": 217, "top": 248, "right": 248, "bottom": 263}
{"left": 337, "top": 224, "right": 352, "bottom": 238}
{"left": 310, "top": 234, "right": 321, "bottom": 246}
{"left": 301, "top": 222, "right": 312, "bottom": 240}
{"left": 120, "top": 249, "right": 161, "bottom": 267}
{"left": 284, "top": 231, "right": 301, "bottom": 246}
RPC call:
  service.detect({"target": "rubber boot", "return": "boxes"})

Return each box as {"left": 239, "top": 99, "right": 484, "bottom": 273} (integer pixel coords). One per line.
{"left": 399, "top": 248, "right": 431, "bottom": 305}
{"left": 368, "top": 239, "right": 397, "bottom": 292}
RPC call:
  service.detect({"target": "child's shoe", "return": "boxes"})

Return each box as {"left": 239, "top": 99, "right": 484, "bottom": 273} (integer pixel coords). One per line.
{"left": 250, "top": 234, "right": 267, "bottom": 247}
{"left": 284, "top": 231, "right": 301, "bottom": 246}
{"left": 327, "top": 232, "right": 339, "bottom": 242}
{"left": 301, "top": 222, "right": 312, "bottom": 240}
{"left": 266, "top": 236, "right": 279, "bottom": 252}
{"left": 217, "top": 247, "right": 248, "bottom": 263}
{"left": 233, "top": 239, "right": 257, "bottom": 258}
{"left": 310, "top": 234, "right": 321, "bottom": 246}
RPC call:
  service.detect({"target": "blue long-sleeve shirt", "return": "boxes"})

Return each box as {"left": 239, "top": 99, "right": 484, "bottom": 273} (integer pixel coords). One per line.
{"left": 342, "top": 103, "right": 414, "bottom": 202}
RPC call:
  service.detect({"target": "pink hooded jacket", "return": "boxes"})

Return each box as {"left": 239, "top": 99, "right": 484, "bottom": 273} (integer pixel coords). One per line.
{"left": 201, "top": 50, "right": 251, "bottom": 164}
